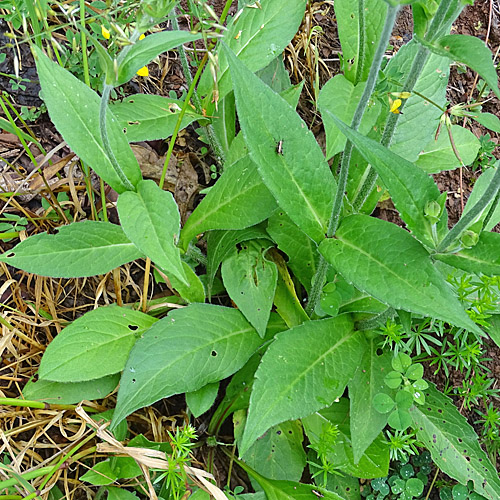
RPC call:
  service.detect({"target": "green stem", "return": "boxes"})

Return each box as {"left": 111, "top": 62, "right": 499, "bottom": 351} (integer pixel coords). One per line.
{"left": 436, "top": 167, "right": 500, "bottom": 253}
{"left": 0, "top": 467, "right": 54, "bottom": 491}
{"left": 425, "top": 0, "right": 455, "bottom": 43}
{"left": 354, "top": 0, "right": 366, "bottom": 85}
{"left": 482, "top": 188, "right": 500, "bottom": 230}
{"left": 0, "top": 398, "right": 98, "bottom": 412}
{"left": 305, "top": 5, "right": 399, "bottom": 316}
{"left": 99, "top": 84, "right": 135, "bottom": 191}
{"left": 79, "top": 0, "right": 91, "bottom": 87}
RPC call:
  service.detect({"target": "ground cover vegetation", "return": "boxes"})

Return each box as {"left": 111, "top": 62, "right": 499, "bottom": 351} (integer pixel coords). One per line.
{"left": 0, "top": 0, "right": 500, "bottom": 499}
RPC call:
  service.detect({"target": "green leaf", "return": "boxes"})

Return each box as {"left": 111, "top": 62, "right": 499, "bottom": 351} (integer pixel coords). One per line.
{"left": 433, "top": 232, "right": 500, "bottom": 277}
{"left": 319, "top": 215, "right": 483, "bottom": 337}
{"left": 242, "top": 421, "right": 306, "bottom": 482}
{"left": 180, "top": 156, "right": 276, "bottom": 250}
{"left": 222, "top": 240, "right": 278, "bottom": 337}
{"left": 105, "top": 487, "right": 139, "bottom": 500}
{"left": 240, "top": 315, "right": 365, "bottom": 454}
{"left": 432, "top": 34, "right": 500, "bottom": 99}
{"left": 334, "top": 0, "right": 388, "bottom": 83}
{"left": 486, "top": 314, "right": 500, "bottom": 349}
{"left": 471, "top": 112, "right": 500, "bottom": 133}
{"left": 117, "top": 179, "right": 187, "bottom": 285}
{"left": 267, "top": 211, "right": 319, "bottom": 293}
{"left": 372, "top": 393, "right": 395, "bottom": 414}
{"left": 303, "top": 399, "right": 390, "bottom": 478}
{"left": 320, "top": 473, "right": 361, "bottom": 500}
{"left": 387, "top": 40, "right": 449, "bottom": 162}
{"left": 111, "top": 95, "right": 204, "bottom": 142}
{"left": 349, "top": 341, "right": 394, "bottom": 462}
{"left": 462, "top": 166, "right": 500, "bottom": 231}
{"left": 186, "top": 382, "right": 219, "bottom": 418}
{"left": 198, "top": 0, "right": 307, "bottom": 100}
{"left": 39, "top": 305, "right": 157, "bottom": 382}
{"left": 319, "top": 74, "right": 381, "bottom": 159}
{"left": 225, "top": 45, "right": 336, "bottom": 243}
{"left": 415, "top": 125, "right": 480, "bottom": 173}
{"left": 0, "top": 117, "right": 42, "bottom": 146}
{"left": 34, "top": 47, "right": 141, "bottom": 193}
{"left": 112, "top": 304, "right": 262, "bottom": 427}
{"left": 411, "top": 383, "right": 500, "bottom": 499}
{"left": 23, "top": 374, "right": 119, "bottom": 404}
{"left": 0, "top": 221, "right": 143, "bottom": 278}
{"left": 116, "top": 30, "right": 201, "bottom": 86}
{"left": 166, "top": 261, "right": 206, "bottom": 303}
{"left": 80, "top": 460, "right": 117, "bottom": 485}
{"left": 323, "top": 113, "right": 443, "bottom": 248}
{"left": 205, "top": 225, "right": 271, "bottom": 297}
{"left": 210, "top": 92, "right": 236, "bottom": 154}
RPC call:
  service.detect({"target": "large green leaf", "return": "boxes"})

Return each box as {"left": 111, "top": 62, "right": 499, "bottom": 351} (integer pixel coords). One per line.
{"left": 23, "top": 374, "right": 120, "bottom": 404}
{"left": 462, "top": 166, "right": 500, "bottom": 231}
{"left": 267, "top": 211, "right": 319, "bottom": 293}
{"left": 225, "top": 45, "right": 336, "bottom": 243}
{"left": 0, "top": 221, "right": 143, "bottom": 277}
{"left": 110, "top": 95, "right": 203, "bottom": 142}
{"left": 240, "top": 315, "right": 365, "bottom": 454}
{"left": 39, "top": 305, "right": 157, "bottom": 382}
{"left": 415, "top": 125, "right": 480, "bottom": 173}
{"left": 334, "top": 0, "right": 388, "bottom": 83}
{"left": 112, "top": 304, "right": 263, "bottom": 427}
{"left": 117, "top": 180, "right": 187, "bottom": 285}
{"left": 198, "top": 0, "right": 307, "bottom": 100}
{"left": 411, "top": 384, "right": 500, "bottom": 499}
{"left": 387, "top": 41, "right": 449, "bottom": 162}
{"left": 34, "top": 47, "right": 141, "bottom": 193}
{"left": 180, "top": 156, "right": 276, "bottom": 250}
{"left": 433, "top": 232, "right": 500, "bottom": 276}
{"left": 116, "top": 31, "right": 201, "bottom": 86}
{"left": 319, "top": 74, "right": 381, "bottom": 159}
{"left": 319, "top": 215, "right": 483, "bottom": 337}
{"left": 222, "top": 240, "right": 278, "bottom": 337}
{"left": 205, "top": 225, "right": 271, "bottom": 297}
{"left": 242, "top": 421, "right": 306, "bottom": 482}
{"left": 432, "top": 34, "right": 500, "bottom": 99}
{"left": 326, "top": 113, "right": 444, "bottom": 248}
{"left": 303, "top": 398, "right": 390, "bottom": 478}
{"left": 348, "top": 338, "right": 394, "bottom": 463}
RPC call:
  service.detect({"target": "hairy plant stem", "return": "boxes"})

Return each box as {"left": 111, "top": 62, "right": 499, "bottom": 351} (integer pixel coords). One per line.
{"left": 436, "top": 167, "right": 500, "bottom": 253}
{"left": 172, "top": 10, "right": 225, "bottom": 168}
{"left": 352, "top": 0, "right": 457, "bottom": 211}
{"left": 354, "top": 0, "right": 366, "bottom": 86}
{"left": 305, "top": 5, "right": 400, "bottom": 316}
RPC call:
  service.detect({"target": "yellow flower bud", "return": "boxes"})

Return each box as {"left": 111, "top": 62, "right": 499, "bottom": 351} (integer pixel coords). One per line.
{"left": 136, "top": 66, "right": 149, "bottom": 77}
{"left": 101, "top": 26, "right": 111, "bottom": 39}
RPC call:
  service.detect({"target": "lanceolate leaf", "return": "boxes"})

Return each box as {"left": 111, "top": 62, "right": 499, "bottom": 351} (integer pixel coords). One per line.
{"left": 411, "top": 384, "right": 500, "bottom": 499}
{"left": 180, "top": 157, "right": 277, "bottom": 250}
{"left": 0, "top": 221, "right": 143, "bottom": 278}
{"left": 326, "top": 112, "right": 444, "bottom": 247}
{"left": 111, "top": 95, "right": 203, "bottom": 142}
{"left": 240, "top": 315, "right": 365, "bottom": 454}
{"left": 471, "top": 112, "right": 500, "bottom": 133}
{"left": 433, "top": 34, "right": 500, "bottom": 99}
{"left": 116, "top": 31, "right": 201, "bottom": 86}
{"left": 434, "top": 232, "right": 500, "bottom": 277}
{"left": 23, "top": 375, "right": 120, "bottom": 404}
{"left": 112, "top": 304, "right": 263, "bottom": 427}
{"left": 117, "top": 180, "right": 187, "bottom": 285}
{"left": 334, "top": 0, "right": 388, "bottom": 83}
{"left": 222, "top": 240, "right": 278, "bottom": 337}
{"left": 225, "top": 45, "right": 336, "bottom": 243}
{"left": 34, "top": 47, "right": 141, "bottom": 193}
{"left": 348, "top": 339, "right": 394, "bottom": 463}
{"left": 319, "top": 215, "right": 483, "bottom": 337}
{"left": 198, "top": 0, "right": 307, "bottom": 100}
{"left": 39, "top": 306, "right": 157, "bottom": 382}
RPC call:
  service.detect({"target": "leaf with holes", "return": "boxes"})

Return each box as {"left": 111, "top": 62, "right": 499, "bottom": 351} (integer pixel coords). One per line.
{"left": 239, "top": 315, "right": 365, "bottom": 454}
{"left": 112, "top": 304, "right": 263, "bottom": 427}
{"left": 39, "top": 306, "right": 157, "bottom": 382}
{"left": 0, "top": 221, "right": 144, "bottom": 278}
{"left": 411, "top": 383, "right": 500, "bottom": 499}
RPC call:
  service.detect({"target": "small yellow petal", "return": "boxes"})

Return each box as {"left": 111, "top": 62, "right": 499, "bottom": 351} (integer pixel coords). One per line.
{"left": 101, "top": 26, "right": 110, "bottom": 39}
{"left": 136, "top": 66, "right": 149, "bottom": 77}
{"left": 390, "top": 98, "right": 402, "bottom": 114}
{"left": 139, "top": 33, "right": 146, "bottom": 40}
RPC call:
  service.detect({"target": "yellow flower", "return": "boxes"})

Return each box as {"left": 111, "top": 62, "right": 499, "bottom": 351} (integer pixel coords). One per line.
{"left": 389, "top": 98, "right": 402, "bottom": 114}
{"left": 101, "top": 26, "right": 111, "bottom": 40}
{"left": 139, "top": 33, "right": 146, "bottom": 40}
{"left": 136, "top": 65, "right": 149, "bottom": 77}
